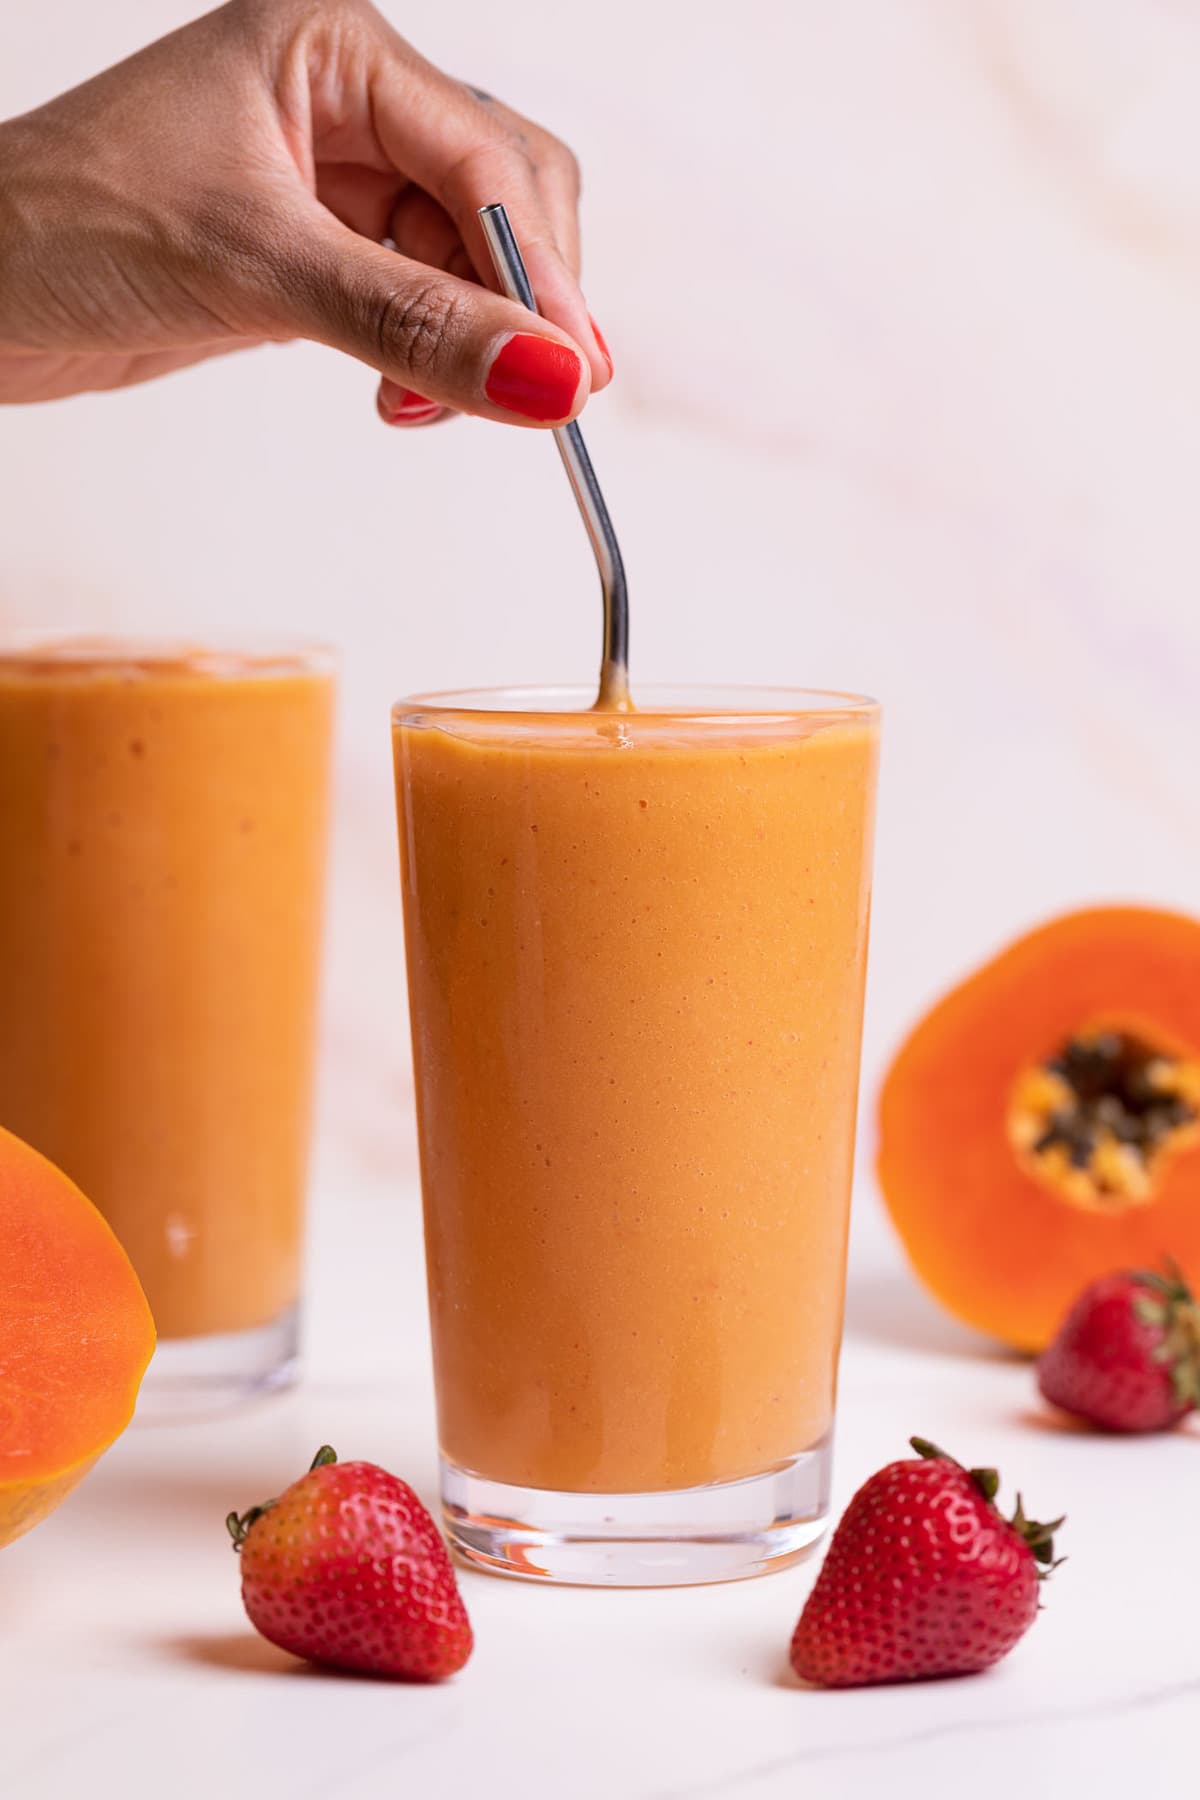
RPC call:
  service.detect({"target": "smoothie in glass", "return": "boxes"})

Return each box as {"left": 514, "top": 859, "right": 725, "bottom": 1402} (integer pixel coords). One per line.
{"left": 0, "top": 639, "right": 334, "bottom": 1407}
{"left": 393, "top": 685, "right": 878, "bottom": 1583}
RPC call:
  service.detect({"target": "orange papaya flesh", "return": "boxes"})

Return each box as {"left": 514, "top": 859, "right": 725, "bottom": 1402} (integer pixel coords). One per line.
{"left": 878, "top": 907, "right": 1200, "bottom": 1351}
{"left": 1, "top": 1124, "right": 155, "bottom": 1548}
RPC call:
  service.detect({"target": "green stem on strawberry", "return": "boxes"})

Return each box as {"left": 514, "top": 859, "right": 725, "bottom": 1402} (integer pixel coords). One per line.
{"left": 908, "top": 1437, "right": 1065, "bottom": 1577}
{"left": 1131, "top": 1264, "right": 1200, "bottom": 1409}
{"left": 226, "top": 1445, "right": 339, "bottom": 1551}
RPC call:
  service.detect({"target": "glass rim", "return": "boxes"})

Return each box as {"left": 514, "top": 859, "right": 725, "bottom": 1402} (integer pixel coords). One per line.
{"left": 0, "top": 629, "right": 337, "bottom": 679}
{"left": 393, "top": 682, "right": 880, "bottom": 726}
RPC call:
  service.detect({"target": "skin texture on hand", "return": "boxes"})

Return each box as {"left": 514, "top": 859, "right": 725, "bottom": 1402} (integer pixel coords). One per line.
{"left": 0, "top": 0, "right": 610, "bottom": 426}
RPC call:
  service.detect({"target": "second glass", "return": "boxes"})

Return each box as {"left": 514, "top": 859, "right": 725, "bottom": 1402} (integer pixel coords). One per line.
{"left": 393, "top": 684, "right": 879, "bottom": 1585}
{"left": 0, "top": 637, "right": 335, "bottom": 1412}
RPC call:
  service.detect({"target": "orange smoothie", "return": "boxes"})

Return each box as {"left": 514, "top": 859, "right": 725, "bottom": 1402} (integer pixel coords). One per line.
{"left": 0, "top": 640, "right": 333, "bottom": 1342}
{"left": 394, "top": 690, "right": 878, "bottom": 1495}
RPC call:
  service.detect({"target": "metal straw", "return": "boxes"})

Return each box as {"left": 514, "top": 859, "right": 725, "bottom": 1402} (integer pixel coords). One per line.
{"left": 477, "top": 202, "right": 630, "bottom": 710}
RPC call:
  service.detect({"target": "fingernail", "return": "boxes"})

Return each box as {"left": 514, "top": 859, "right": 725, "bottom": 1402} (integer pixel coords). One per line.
{"left": 378, "top": 388, "right": 444, "bottom": 426}
{"left": 589, "top": 314, "right": 613, "bottom": 378}
{"left": 484, "top": 333, "right": 584, "bottom": 422}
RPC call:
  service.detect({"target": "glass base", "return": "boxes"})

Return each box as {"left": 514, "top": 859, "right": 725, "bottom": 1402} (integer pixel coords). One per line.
{"left": 135, "top": 1304, "right": 300, "bottom": 1422}
{"left": 441, "top": 1440, "right": 831, "bottom": 1587}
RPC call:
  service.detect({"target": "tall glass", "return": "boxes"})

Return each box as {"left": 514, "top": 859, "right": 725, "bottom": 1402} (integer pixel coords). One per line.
{"left": 393, "top": 685, "right": 879, "bottom": 1585}
{"left": 0, "top": 637, "right": 335, "bottom": 1411}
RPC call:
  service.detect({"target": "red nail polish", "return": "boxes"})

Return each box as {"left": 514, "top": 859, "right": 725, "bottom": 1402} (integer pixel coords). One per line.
{"left": 378, "top": 388, "right": 444, "bottom": 426}
{"left": 484, "top": 334, "right": 583, "bottom": 422}
{"left": 390, "top": 389, "right": 441, "bottom": 414}
{"left": 589, "top": 314, "right": 613, "bottom": 378}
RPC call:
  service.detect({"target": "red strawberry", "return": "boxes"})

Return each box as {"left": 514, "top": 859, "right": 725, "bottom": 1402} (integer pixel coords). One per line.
{"left": 226, "top": 1446, "right": 472, "bottom": 1681}
{"left": 1037, "top": 1264, "right": 1200, "bottom": 1433}
{"left": 790, "top": 1438, "right": 1062, "bottom": 1688}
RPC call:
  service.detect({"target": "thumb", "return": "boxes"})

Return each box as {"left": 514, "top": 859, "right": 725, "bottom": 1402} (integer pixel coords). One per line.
{"left": 279, "top": 218, "right": 590, "bottom": 427}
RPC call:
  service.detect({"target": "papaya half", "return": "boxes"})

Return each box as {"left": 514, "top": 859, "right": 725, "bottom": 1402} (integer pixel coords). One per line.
{"left": 878, "top": 907, "right": 1200, "bottom": 1351}
{"left": 1, "top": 1123, "right": 155, "bottom": 1548}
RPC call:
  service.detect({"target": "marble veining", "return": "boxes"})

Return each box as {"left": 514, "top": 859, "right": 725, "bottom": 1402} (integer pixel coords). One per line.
{"left": 654, "top": 1672, "right": 1200, "bottom": 1797}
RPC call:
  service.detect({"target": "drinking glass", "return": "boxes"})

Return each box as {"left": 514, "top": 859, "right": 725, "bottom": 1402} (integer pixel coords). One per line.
{"left": 0, "top": 636, "right": 335, "bottom": 1411}
{"left": 393, "top": 684, "right": 879, "bottom": 1584}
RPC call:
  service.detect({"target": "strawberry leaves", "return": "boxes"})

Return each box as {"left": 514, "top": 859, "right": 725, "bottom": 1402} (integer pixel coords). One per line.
{"left": 226, "top": 1445, "right": 338, "bottom": 1551}
{"left": 1132, "top": 1264, "right": 1200, "bottom": 1411}
{"left": 908, "top": 1435, "right": 1064, "bottom": 1577}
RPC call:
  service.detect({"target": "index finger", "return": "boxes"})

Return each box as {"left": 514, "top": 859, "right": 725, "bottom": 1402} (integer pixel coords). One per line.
{"left": 363, "top": 33, "right": 609, "bottom": 388}
{"left": 459, "top": 88, "right": 582, "bottom": 276}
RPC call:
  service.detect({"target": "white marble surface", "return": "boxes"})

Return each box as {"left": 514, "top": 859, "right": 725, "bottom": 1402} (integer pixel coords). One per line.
{"left": 3, "top": 4, "right": 1199, "bottom": 1795}
{"left": 4, "top": 1157, "right": 1198, "bottom": 1800}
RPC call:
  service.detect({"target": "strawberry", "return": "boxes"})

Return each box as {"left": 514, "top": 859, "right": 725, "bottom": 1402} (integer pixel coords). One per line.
{"left": 226, "top": 1446, "right": 472, "bottom": 1681}
{"left": 1037, "top": 1264, "right": 1200, "bottom": 1433}
{"left": 790, "top": 1438, "right": 1062, "bottom": 1688}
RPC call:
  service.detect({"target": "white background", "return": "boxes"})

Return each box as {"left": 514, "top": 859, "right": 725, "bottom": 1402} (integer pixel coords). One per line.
{"left": 4, "top": 0, "right": 1198, "bottom": 1239}
{"left": 2, "top": 6, "right": 1199, "bottom": 1795}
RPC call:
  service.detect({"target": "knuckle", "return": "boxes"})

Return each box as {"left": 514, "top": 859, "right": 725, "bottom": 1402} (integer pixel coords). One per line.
{"left": 516, "top": 122, "right": 581, "bottom": 193}
{"left": 374, "top": 280, "right": 470, "bottom": 375}
{"left": 486, "top": 125, "right": 537, "bottom": 177}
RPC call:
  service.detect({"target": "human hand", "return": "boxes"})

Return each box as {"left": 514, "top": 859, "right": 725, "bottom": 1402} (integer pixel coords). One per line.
{"left": 0, "top": 0, "right": 611, "bottom": 426}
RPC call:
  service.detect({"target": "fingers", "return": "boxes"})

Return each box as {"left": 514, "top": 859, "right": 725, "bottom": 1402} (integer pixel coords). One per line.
{"left": 275, "top": 205, "right": 591, "bottom": 428}
{"left": 315, "top": 164, "right": 404, "bottom": 244}
{"left": 376, "top": 378, "right": 450, "bottom": 428}
{"left": 386, "top": 188, "right": 474, "bottom": 283}
{"left": 381, "top": 174, "right": 612, "bottom": 421}
{"left": 461, "top": 91, "right": 581, "bottom": 276}
{"left": 443, "top": 138, "right": 610, "bottom": 393}
{"left": 378, "top": 194, "right": 466, "bottom": 425}
{"left": 362, "top": 41, "right": 611, "bottom": 390}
